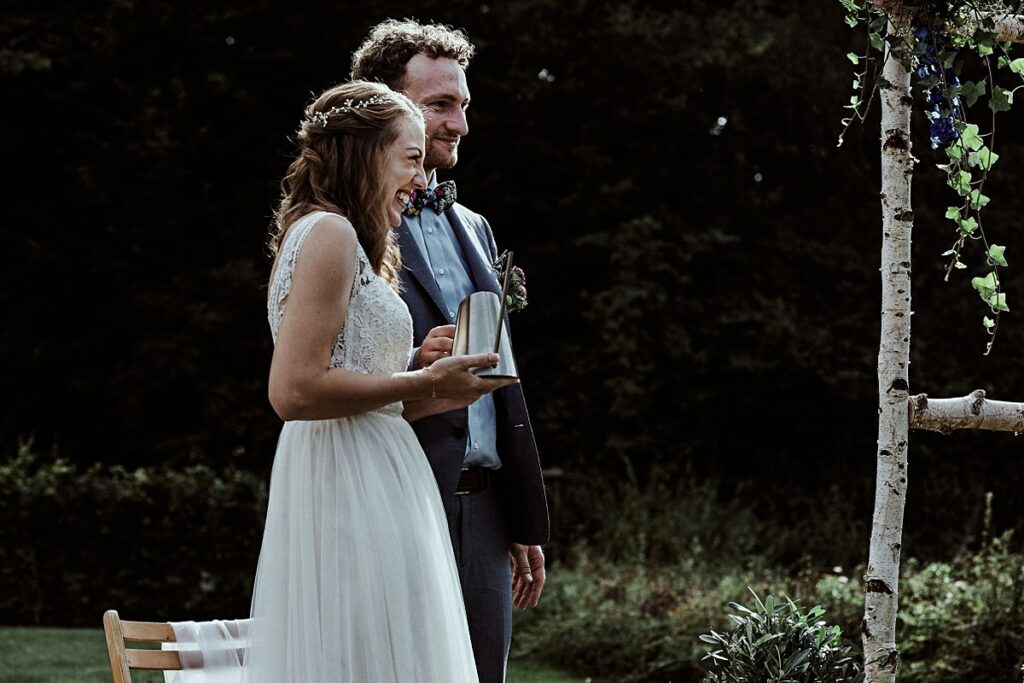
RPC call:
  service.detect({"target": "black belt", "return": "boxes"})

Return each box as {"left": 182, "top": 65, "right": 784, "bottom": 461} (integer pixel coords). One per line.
{"left": 455, "top": 467, "right": 491, "bottom": 496}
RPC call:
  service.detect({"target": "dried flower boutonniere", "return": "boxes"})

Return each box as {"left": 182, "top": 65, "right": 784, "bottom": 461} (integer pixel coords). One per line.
{"left": 492, "top": 250, "right": 528, "bottom": 313}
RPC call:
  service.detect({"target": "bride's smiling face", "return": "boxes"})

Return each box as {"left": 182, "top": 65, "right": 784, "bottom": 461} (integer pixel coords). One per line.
{"left": 383, "top": 116, "right": 427, "bottom": 227}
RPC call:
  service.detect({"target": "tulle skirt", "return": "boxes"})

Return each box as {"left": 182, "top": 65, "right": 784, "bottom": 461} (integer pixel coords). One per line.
{"left": 242, "top": 410, "right": 479, "bottom": 683}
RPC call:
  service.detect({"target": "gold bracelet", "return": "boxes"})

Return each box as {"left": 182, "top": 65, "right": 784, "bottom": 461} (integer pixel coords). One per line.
{"left": 423, "top": 366, "right": 437, "bottom": 399}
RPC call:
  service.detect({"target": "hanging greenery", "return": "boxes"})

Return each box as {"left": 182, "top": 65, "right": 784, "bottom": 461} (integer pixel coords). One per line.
{"left": 839, "top": 0, "right": 1024, "bottom": 352}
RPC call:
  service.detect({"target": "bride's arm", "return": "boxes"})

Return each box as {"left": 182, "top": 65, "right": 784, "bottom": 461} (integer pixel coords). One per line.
{"left": 268, "top": 217, "right": 514, "bottom": 421}
{"left": 268, "top": 216, "right": 427, "bottom": 420}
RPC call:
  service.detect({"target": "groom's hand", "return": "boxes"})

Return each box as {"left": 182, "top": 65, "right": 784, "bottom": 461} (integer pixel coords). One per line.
{"left": 510, "top": 543, "right": 545, "bottom": 610}
{"left": 413, "top": 325, "right": 456, "bottom": 368}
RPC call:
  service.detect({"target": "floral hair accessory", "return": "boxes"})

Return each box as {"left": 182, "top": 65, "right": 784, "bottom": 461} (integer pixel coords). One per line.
{"left": 493, "top": 250, "right": 527, "bottom": 313}
{"left": 310, "top": 94, "right": 389, "bottom": 127}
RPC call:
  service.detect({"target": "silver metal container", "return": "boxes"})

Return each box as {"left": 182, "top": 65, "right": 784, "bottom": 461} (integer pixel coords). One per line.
{"left": 452, "top": 291, "right": 519, "bottom": 379}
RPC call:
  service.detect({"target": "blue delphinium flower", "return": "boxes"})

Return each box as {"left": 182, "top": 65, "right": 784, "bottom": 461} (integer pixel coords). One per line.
{"left": 913, "top": 18, "right": 960, "bottom": 149}
{"left": 930, "top": 115, "right": 958, "bottom": 148}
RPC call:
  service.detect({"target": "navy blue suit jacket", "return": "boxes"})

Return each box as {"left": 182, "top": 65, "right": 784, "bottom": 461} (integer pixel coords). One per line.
{"left": 397, "top": 203, "right": 549, "bottom": 545}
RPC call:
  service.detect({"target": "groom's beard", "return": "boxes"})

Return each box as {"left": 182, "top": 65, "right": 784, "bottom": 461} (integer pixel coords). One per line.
{"left": 425, "top": 134, "right": 460, "bottom": 172}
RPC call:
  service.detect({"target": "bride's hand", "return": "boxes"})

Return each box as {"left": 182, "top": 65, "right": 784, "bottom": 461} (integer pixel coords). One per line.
{"left": 404, "top": 355, "right": 516, "bottom": 422}
{"left": 426, "top": 353, "right": 518, "bottom": 401}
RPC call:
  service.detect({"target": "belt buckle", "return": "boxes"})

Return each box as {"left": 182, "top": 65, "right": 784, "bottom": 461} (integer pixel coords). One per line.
{"left": 458, "top": 464, "right": 485, "bottom": 497}
{"left": 455, "top": 467, "right": 470, "bottom": 496}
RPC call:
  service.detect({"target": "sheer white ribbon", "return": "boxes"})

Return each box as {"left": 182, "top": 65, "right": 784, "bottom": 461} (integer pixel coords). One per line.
{"left": 162, "top": 619, "right": 249, "bottom": 683}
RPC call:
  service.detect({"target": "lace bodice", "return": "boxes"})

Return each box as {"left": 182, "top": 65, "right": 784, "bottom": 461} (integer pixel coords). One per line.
{"left": 267, "top": 211, "right": 412, "bottom": 416}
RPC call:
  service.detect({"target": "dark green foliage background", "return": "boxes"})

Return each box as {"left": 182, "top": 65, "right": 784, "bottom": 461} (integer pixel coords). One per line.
{"left": 3, "top": 0, "right": 1024, "bottom": 637}
{"left": 0, "top": 451, "right": 266, "bottom": 626}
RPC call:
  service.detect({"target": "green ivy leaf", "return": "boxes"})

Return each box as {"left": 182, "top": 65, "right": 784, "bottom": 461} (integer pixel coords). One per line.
{"left": 974, "top": 31, "right": 997, "bottom": 57}
{"left": 869, "top": 32, "right": 883, "bottom": 52}
{"left": 959, "top": 80, "right": 986, "bottom": 107}
{"left": 949, "top": 170, "right": 972, "bottom": 195}
{"left": 961, "top": 124, "right": 984, "bottom": 151}
{"left": 988, "top": 244, "right": 1008, "bottom": 267}
{"left": 955, "top": 260, "right": 968, "bottom": 270}
{"left": 969, "top": 189, "right": 990, "bottom": 209}
{"left": 983, "top": 316, "right": 996, "bottom": 330}
{"left": 972, "top": 272, "right": 998, "bottom": 298}
{"left": 968, "top": 146, "right": 999, "bottom": 170}
{"left": 989, "top": 86, "right": 1013, "bottom": 112}
{"left": 845, "top": 14, "right": 859, "bottom": 28}
{"left": 944, "top": 206, "right": 961, "bottom": 220}
{"left": 958, "top": 217, "right": 979, "bottom": 234}
{"left": 986, "top": 292, "right": 1010, "bottom": 312}
{"left": 1009, "top": 58, "right": 1024, "bottom": 75}
{"left": 847, "top": 52, "right": 859, "bottom": 65}
{"left": 946, "top": 145, "right": 963, "bottom": 162}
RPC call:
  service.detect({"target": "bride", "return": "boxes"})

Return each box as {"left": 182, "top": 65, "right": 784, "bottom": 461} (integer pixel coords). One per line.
{"left": 244, "top": 80, "right": 515, "bottom": 682}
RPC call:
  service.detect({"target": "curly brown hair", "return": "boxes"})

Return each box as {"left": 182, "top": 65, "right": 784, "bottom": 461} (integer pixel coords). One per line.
{"left": 350, "top": 18, "right": 475, "bottom": 89}
{"left": 270, "top": 80, "right": 423, "bottom": 286}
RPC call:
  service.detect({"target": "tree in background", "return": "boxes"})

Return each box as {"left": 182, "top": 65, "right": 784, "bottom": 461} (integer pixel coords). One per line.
{"left": 840, "top": 1, "right": 1024, "bottom": 679}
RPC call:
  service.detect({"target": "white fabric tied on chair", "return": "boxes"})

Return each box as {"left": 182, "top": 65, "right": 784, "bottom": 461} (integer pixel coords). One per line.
{"left": 163, "top": 619, "right": 250, "bottom": 683}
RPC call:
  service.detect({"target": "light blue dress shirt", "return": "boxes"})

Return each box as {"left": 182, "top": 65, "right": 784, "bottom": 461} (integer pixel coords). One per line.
{"left": 406, "top": 180, "right": 501, "bottom": 470}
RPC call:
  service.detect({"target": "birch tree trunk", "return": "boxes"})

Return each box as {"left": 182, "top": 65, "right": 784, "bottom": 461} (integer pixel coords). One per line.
{"left": 863, "top": 19, "right": 913, "bottom": 683}
{"left": 853, "top": 10, "right": 1024, "bottom": 683}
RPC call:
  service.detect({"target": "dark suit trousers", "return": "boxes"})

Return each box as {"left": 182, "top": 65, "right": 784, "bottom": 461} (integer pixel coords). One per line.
{"left": 447, "top": 481, "right": 512, "bottom": 683}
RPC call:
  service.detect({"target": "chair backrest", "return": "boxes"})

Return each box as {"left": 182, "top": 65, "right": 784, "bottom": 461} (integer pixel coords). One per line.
{"left": 103, "top": 609, "right": 182, "bottom": 683}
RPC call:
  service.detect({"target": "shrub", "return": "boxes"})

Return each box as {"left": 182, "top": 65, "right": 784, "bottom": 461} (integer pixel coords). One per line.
{"left": 898, "top": 531, "right": 1024, "bottom": 683}
{"left": 0, "top": 444, "right": 267, "bottom": 625}
{"left": 699, "top": 591, "right": 863, "bottom": 683}
{"left": 513, "top": 542, "right": 1024, "bottom": 683}
{"left": 512, "top": 559, "right": 741, "bottom": 682}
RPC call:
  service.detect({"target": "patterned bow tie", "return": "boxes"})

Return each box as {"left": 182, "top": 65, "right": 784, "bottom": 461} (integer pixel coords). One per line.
{"left": 403, "top": 180, "right": 457, "bottom": 217}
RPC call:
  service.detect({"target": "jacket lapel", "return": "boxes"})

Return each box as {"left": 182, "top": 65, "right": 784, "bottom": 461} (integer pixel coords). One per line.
{"left": 396, "top": 219, "right": 451, "bottom": 321}
{"left": 447, "top": 206, "right": 501, "bottom": 296}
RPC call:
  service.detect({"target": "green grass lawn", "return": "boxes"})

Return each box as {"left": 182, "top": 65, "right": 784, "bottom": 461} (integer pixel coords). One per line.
{"left": 0, "top": 627, "right": 583, "bottom": 683}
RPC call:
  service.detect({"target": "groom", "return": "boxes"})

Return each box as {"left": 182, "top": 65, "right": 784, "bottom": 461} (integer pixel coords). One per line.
{"left": 352, "top": 19, "right": 549, "bottom": 682}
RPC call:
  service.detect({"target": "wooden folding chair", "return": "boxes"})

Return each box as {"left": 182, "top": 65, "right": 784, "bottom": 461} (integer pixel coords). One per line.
{"left": 102, "top": 609, "right": 182, "bottom": 682}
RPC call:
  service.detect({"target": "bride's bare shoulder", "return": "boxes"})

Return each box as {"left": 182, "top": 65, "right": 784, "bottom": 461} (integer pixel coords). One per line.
{"left": 294, "top": 213, "right": 358, "bottom": 276}
{"left": 270, "top": 212, "right": 359, "bottom": 294}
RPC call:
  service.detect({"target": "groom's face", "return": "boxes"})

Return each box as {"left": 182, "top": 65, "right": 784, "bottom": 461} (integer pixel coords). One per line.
{"left": 400, "top": 54, "right": 470, "bottom": 175}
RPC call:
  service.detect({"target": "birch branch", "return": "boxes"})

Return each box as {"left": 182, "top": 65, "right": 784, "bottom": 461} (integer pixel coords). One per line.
{"left": 909, "top": 390, "right": 1024, "bottom": 433}
{"left": 868, "top": 3, "right": 1024, "bottom": 43}
{"left": 992, "top": 15, "right": 1024, "bottom": 43}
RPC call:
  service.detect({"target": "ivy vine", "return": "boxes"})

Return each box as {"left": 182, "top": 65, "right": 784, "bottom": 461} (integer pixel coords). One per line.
{"left": 838, "top": 0, "right": 1024, "bottom": 353}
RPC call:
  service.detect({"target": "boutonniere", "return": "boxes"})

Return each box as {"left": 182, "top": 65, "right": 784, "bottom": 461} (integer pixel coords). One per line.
{"left": 492, "top": 250, "right": 528, "bottom": 313}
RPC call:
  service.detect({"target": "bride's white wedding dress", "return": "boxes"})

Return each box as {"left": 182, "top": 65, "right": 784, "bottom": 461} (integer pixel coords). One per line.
{"left": 241, "top": 210, "right": 478, "bottom": 682}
